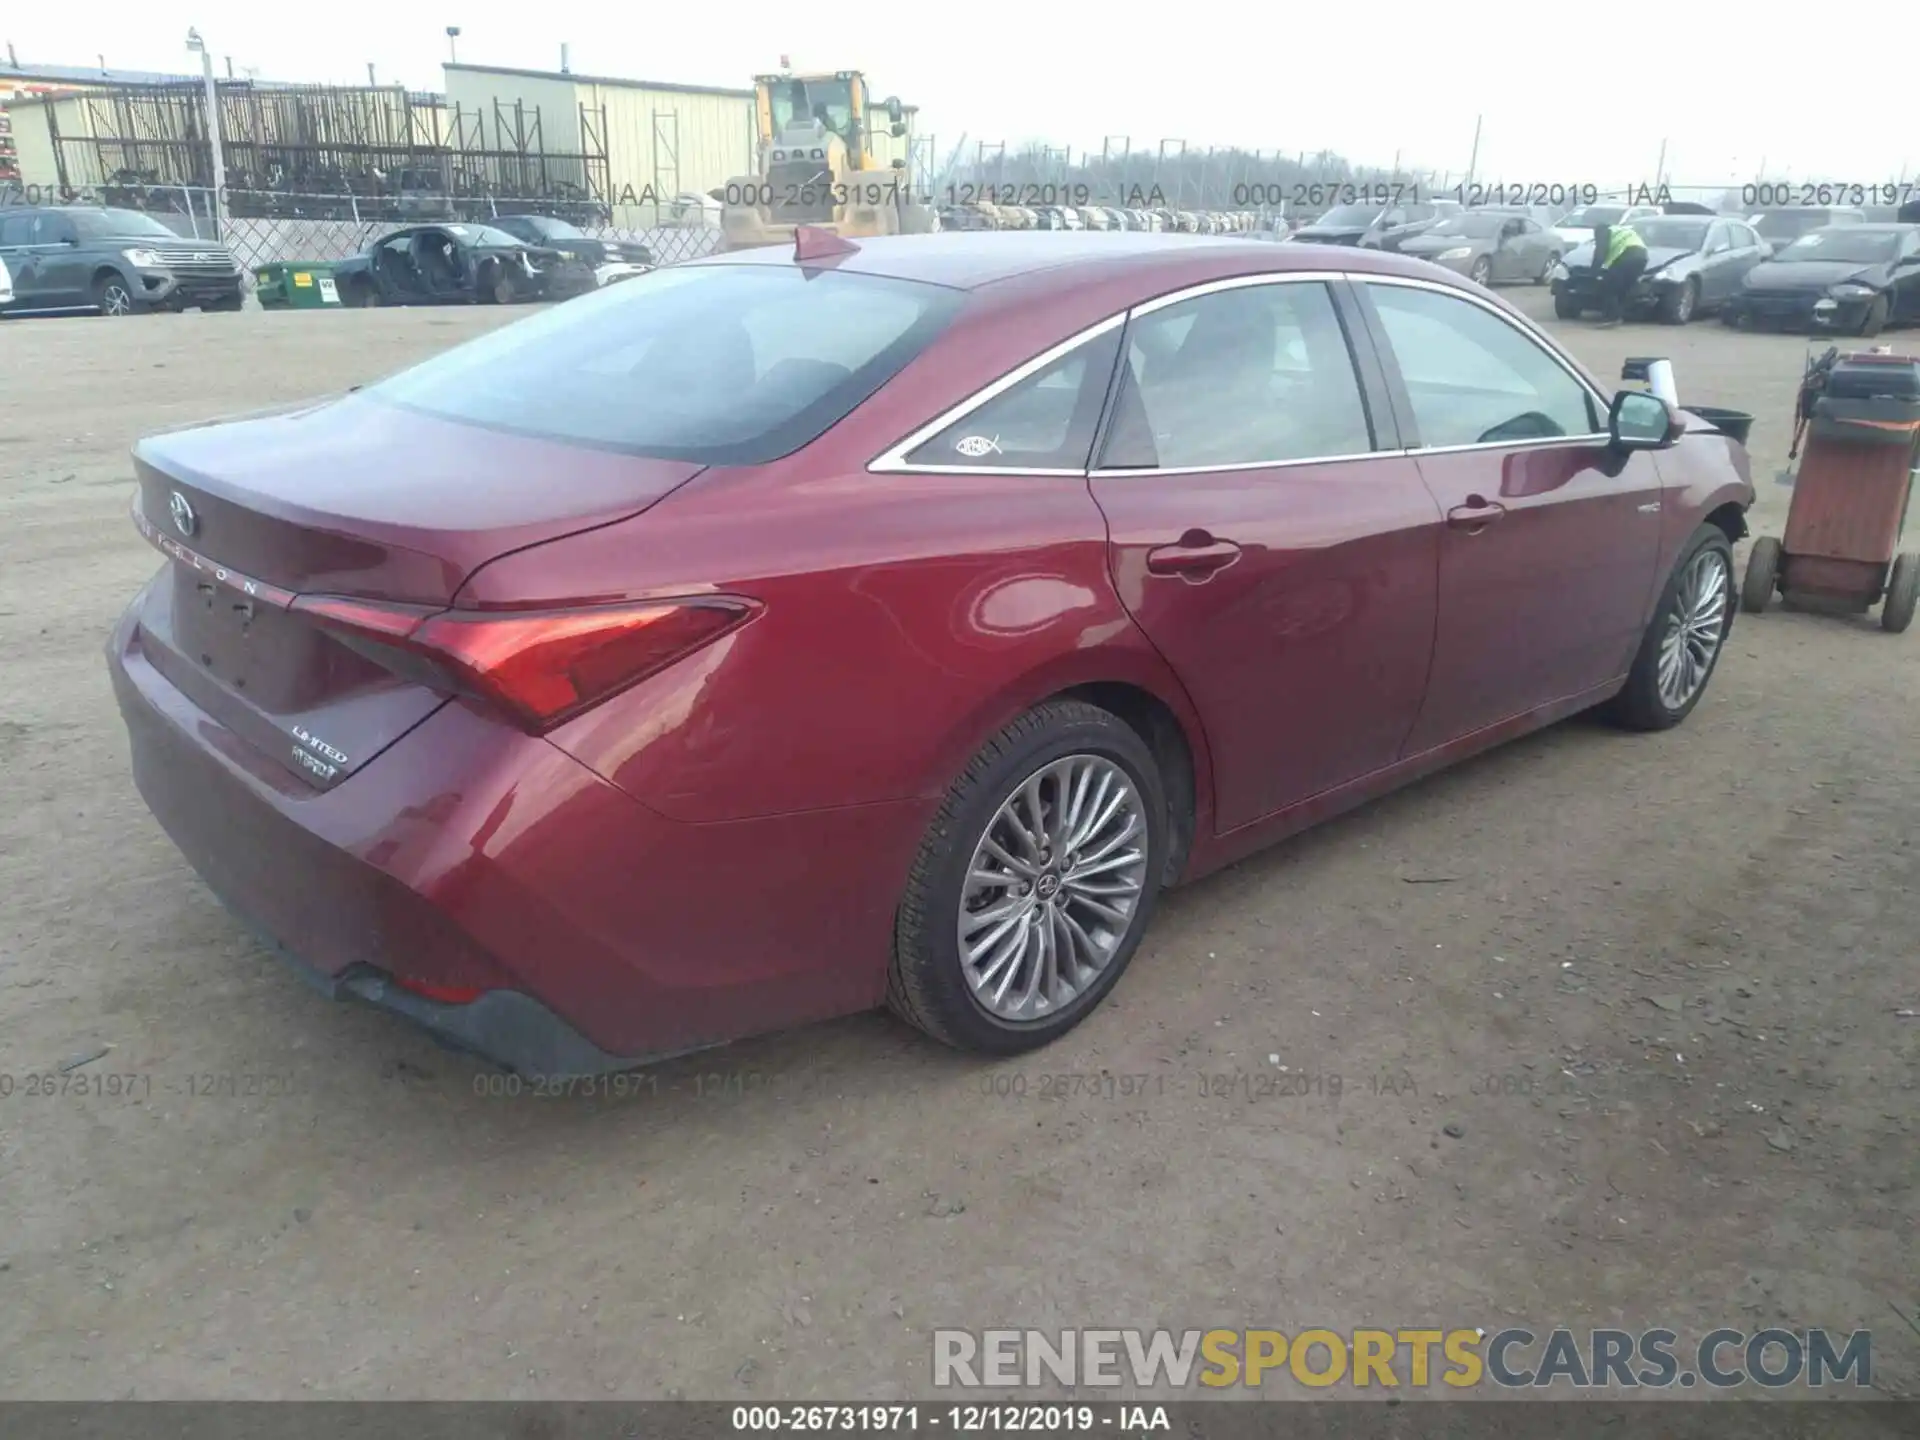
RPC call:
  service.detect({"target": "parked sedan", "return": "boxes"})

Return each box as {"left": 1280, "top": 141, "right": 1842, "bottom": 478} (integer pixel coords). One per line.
{"left": 1548, "top": 203, "right": 1662, "bottom": 253}
{"left": 1721, "top": 224, "right": 1920, "bottom": 335}
{"left": 486, "top": 214, "right": 653, "bottom": 285}
{"left": 107, "top": 233, "right": 1752, "bottom": 1077}
{"left": 1291, "top": 201, "right": 1448, "bottom": 251}
{"left": 1397, "top": 211, "right": 1560, "bottom": 285}
{"left": 331, "top": 223, "right": 598, "bottom": 307}
{"left": 1550, "top": 215, "right": 1769, "bottom": 323}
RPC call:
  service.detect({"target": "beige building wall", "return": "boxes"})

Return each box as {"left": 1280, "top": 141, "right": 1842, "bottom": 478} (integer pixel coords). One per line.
{"left": 6, "top": 94, "right": 102, "bottom": 189}
{"left": 586, "top": 83, "right": 753, "bottom": 222}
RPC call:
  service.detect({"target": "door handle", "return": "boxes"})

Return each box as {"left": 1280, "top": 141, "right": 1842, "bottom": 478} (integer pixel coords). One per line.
{"left": 1146, "top": 533, "right": 1243, "bottom": 579}
{"left": 1446, "top": 497, "right": 1507, "bottom": 532}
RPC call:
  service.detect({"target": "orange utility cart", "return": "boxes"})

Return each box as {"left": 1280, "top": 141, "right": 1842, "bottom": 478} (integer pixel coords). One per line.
{"left": 1742, "top": 348, "right": 1920, "bottom": 633}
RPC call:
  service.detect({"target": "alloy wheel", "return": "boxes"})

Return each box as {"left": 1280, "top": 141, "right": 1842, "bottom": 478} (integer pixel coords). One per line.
{"left": 101, "top": 284, "right": 132, "bottom": 316}
{"left": 1656, "top": 548, "right": 1730, "bottom": 710}
{"left": 957, "top": 754, "right": 1150, "bottom": 1023}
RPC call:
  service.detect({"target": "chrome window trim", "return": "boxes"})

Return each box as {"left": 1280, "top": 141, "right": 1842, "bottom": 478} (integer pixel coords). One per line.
{"left": 867, "top": 267, "right": 1615, "bottom": 479}
{"left": 867, "top": 312, "right": 1127, "bottom": 474}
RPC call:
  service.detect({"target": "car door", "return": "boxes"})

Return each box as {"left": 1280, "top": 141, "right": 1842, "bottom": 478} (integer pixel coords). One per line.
{"left": 1891, "top": 230, "right": 1920, "bottom": 322}
{"left": 1355, "top": 278, "right": 1665, "bottom": 753}
{"left": 1697, "top": 222, "right": 1740, "bottom": 306}
{"left": 30, "top": 213, "right": 89, "bottom": 307}
{"left": 1085, "top": 274, "right": 1442, "bottom": 833}
{"left": 0, "top": 212, "right": 36, "bottom": 307}
{"left": 1494, "top": 217, "right": 1541, "bottom": 281}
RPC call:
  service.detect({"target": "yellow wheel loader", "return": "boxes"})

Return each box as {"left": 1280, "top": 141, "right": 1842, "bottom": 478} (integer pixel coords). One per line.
{"left": 717, "top": 69, "right": 936, "bottom": 251}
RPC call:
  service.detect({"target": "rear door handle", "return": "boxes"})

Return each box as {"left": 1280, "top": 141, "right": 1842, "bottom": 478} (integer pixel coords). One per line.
{"left": 1146, "top": 534, "right": 1243, "bottom": 580}
{"left": 1446, "top": 497, "right": 1507, "bottom": 531}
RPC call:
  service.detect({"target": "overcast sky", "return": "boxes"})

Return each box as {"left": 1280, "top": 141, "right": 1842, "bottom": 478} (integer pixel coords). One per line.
{"left": 8, "top": 2, "right": 1916, "bottom": 189}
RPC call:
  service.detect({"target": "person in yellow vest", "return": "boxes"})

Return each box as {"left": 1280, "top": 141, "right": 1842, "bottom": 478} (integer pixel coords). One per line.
{"left": 1589, "top": 220, "right": 1649, "bottom": 327}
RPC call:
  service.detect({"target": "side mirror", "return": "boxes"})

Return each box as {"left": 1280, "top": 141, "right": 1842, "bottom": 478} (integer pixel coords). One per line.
{"left": 1609, "top": 390, "right": 1681, "bottom": 451}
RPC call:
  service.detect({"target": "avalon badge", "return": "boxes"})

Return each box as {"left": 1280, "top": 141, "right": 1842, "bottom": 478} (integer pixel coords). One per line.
{"left": 169, "top": 491, "right": 197, "bottom": 537}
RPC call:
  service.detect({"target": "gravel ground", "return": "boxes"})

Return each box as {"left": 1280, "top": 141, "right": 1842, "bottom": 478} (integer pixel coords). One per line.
{"left": 0, "top": 292, "right": 1915, "bottom": 1401}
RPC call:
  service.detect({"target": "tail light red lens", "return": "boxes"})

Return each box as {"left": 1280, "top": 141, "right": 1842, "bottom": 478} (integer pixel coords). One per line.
{"left": 392, "top": 976, "right": 487, "bottom": 1005}
{"left": 294, "top": 594, "right": 757, "bottom": 733}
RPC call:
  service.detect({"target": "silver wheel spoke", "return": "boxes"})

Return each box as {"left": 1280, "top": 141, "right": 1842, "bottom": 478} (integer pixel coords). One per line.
{"left": 1656, "top": 550, "right": 1728, "bottom": 711}
{"left": 958, "top": 751, "right": 1151, "bottom": 1023}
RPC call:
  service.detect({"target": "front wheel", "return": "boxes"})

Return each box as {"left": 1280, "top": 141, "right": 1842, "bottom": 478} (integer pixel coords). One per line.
{"left": 1469, "top": 256, "right": 1492, "bottom": 286}
{"left": 93, "top": 273, "right": 140, "bottom": 316}
{"left": 1554, "top": 293, "right": 1582, "bottom": 320}
{"left": 888, "top": 700, "right": 1168, "bottom": 1054}
{"left": 1605, "top": 525, "right": 1736, "bottom": 731}
{"left": 1535, "top": 252, "right": 1559, "bottom": 285}
{"left": 1883, "top": 553, "right": 1919, "bottom": 633}
{"left": 1660, "top": 277, "right": 1700, "bottom": 325}
{"left": 1858, "top": 295, "right": 1889, "bottom": 338}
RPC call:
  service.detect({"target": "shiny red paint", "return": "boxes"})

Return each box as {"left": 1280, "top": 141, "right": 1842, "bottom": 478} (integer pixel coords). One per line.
{"left": 108, "top": 234, "right": 1754, "bottom": 1070}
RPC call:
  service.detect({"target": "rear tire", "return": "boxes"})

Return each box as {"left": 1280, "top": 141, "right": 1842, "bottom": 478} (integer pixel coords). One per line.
{"left": 1605, "top": 525, "right": 1735, "bottom": 731}
{"left": 1883, "top": 553, "right": 1919, "bottom": 634}
{"left": 1741, "top": 536, "right": 1781, "bottom": 614}
{"left": 887, "top": 700, "right": 1168, "bottom": 1055}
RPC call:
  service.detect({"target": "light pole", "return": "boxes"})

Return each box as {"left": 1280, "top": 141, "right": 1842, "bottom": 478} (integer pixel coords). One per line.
{"left": 184, "top": 28, "right": 226, "bottom": 237}
{"left": 446, "top": 26, "right": 461, "bottom": 63}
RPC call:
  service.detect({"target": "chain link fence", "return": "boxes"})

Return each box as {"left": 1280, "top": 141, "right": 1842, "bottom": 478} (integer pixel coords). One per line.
{"left": 82, "top": 186, "right": 728, "bottom": 273}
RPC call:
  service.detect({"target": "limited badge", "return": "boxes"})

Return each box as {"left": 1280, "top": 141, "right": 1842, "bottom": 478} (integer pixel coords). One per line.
{"left": 954, "top": 435, "right": 1003, "bottom": 458}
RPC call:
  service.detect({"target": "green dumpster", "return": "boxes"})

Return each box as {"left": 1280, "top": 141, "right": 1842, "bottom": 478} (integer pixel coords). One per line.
{"left": 254, "top": 262, "right": 343, "bottom": 309}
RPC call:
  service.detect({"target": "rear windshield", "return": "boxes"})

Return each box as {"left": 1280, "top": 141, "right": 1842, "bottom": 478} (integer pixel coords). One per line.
{"left": 366, "top": 263, "right": 963, "bottom": 465}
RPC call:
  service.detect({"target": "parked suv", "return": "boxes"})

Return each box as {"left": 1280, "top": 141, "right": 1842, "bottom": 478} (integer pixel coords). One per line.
{"left": 0, "top": 206, "right": 243, "bottom": 315}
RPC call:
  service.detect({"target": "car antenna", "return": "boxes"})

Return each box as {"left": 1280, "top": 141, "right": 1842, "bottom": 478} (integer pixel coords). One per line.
{"left": 794, "top": 225, "right": 860, "bottom": 264}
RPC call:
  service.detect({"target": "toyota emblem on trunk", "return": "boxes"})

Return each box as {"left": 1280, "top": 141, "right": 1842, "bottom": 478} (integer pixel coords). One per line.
{"left": 169, "top": 491, "right": 197, "bottom": 537}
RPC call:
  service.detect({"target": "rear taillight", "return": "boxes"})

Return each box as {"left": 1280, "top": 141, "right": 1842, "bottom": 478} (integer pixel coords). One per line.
{"left": 293, "top": 594, "right": 756, "bottom": 733}
{"left": 392, "top": 976, "right": 487, "bottom": 1005}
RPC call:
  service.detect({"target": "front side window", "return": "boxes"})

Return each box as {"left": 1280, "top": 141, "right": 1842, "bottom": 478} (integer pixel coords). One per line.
{"left": 1367, "top": 283, "right": 1597, "bottom": 448}
{"left": 369, "top": 263, "right": 963, "bottom": 464}
{"left": 904, "top": 328, "right": 1121, "bottom": 470}
{"left": 1099, "top": 281, "right": 1374, "bottom": 470}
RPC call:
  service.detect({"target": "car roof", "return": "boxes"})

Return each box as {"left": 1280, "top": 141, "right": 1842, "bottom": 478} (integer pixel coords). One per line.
{"left": 690, "top": 231, "right": 1453, "bottom": 291}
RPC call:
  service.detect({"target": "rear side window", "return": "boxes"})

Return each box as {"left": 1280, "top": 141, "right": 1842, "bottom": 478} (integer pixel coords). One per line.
{"left": 369, "top": 264, "right": 964, "bottom": 465}
{"left": 905, "top": 328, "right": 1121, "bottom": 470}
{"left": 1100, "top": 281, "right": 1374, "bottom": 470}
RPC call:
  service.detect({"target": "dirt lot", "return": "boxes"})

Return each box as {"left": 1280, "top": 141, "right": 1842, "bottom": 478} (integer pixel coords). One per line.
{"left": 0, "top": 291, "right": 1915, "bottom": 1402}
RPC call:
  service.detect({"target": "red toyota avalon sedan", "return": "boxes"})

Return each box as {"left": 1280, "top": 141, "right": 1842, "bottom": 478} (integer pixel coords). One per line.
{"left": 108, "top": 231, "right": 1753, "bottom": 1078}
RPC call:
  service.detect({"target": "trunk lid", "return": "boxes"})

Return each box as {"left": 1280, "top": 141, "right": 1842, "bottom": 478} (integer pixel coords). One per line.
{"left": 130, "top": 392, "right": 705, "bottom": 789}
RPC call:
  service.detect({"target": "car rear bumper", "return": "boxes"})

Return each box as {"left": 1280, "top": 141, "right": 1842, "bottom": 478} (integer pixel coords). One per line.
{"left": 1721, "top": 289, "right": 1875, "bottom": 331}
{"left": 107, "top": 580, "right": 914, "bottom": 1076}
